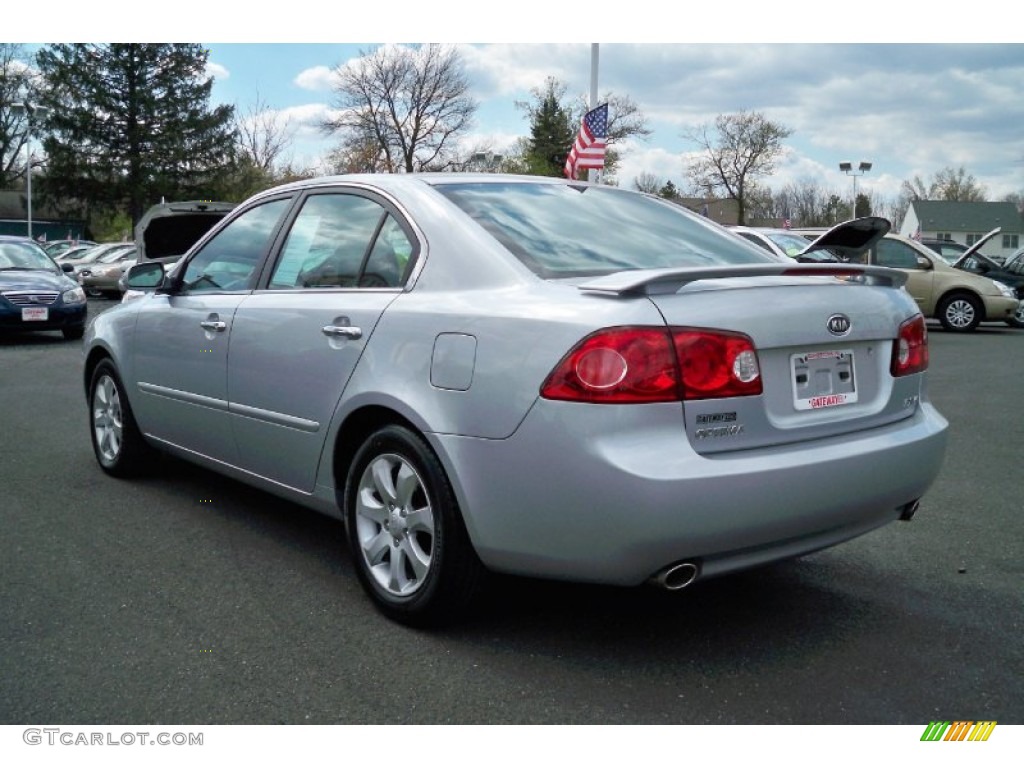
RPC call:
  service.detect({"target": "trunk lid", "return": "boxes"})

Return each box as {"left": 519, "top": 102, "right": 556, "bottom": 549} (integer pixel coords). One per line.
{"left": 581, "top": 264, "right": 923, "bottom": 454}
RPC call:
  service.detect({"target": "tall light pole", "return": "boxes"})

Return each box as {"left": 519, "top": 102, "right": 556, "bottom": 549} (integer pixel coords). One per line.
{"left": 10, "top": 101, "right": 48, "bottom": 241}
{"left": 839, "top": 161, "right": 872, "bottom": 219}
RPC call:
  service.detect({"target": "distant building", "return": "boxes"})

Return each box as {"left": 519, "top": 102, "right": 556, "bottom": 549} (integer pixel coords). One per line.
{"left": 900, "top": 200, "right": 1022, "bottom": 260}
{"left": 0, "top": 190, "right": 89, "bottom": 241}
{"left": 675, "top": 197, "right": 740, "bottom": 226}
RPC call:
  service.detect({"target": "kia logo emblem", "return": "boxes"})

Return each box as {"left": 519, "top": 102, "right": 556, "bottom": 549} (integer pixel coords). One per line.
{"left": 827, "top": 314, "right": 851, "bottom": 336}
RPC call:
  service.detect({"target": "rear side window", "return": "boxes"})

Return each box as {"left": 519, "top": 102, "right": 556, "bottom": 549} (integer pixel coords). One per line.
{"left": 435, "top": 182, "right": 772, "bottom": 278}
{"left": 269, "top": 193, "right": 414, "bottom": 289}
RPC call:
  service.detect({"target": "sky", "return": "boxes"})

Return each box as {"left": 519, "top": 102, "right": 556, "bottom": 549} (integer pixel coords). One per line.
{"left": 10, "top": 3, "right": 1024, "bottom": 209}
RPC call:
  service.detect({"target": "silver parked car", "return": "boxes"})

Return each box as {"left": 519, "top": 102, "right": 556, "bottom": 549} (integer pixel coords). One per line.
{"left": 84, "top": 175, "right": 949, "bottom": 625}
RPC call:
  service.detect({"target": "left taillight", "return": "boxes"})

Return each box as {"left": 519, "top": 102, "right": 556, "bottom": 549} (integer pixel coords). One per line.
{"left": 540, "top": 326, "right": 762, "bottom": 403}
{"left": 891, "top": 315, "right": 928, "bottom": 377}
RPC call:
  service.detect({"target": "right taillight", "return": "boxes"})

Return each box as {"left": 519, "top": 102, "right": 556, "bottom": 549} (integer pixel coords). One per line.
{"left": 540, "top": 326, "right": 762, "bottom": 403}
{"left": 891, "top": 315, "right": 928, "bottom": 377}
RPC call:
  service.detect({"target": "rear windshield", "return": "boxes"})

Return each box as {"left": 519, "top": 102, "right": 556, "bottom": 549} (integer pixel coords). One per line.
{"left": 435, "top": 182, "right": 772, "bottom": 278}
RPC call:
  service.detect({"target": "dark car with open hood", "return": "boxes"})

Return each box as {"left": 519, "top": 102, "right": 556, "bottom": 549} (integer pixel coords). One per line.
{"left": 0, "top": 236, "right": 87, "bottom": 340}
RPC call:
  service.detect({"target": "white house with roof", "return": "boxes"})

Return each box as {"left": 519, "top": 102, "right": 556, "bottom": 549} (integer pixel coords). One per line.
{"left": 899, "top": 201, "right": 1022, "bottom": 261}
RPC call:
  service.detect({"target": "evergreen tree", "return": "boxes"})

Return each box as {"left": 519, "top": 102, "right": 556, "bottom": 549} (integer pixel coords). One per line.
{"left": 518, "top": 78, "right": 575, "bottom": 177}
{"left": 35, "top": 44, "right": 237, "bottom": 225}
{"left": 659, "top": 180, "right": 679, "bottom": 200}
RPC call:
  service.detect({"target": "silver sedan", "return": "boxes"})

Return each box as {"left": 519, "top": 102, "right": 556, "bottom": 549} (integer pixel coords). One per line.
{"left": 84, "top": 174, "right": 948, "bottom": 625}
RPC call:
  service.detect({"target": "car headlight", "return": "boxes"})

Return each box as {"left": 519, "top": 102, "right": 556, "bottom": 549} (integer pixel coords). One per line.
{"left": 991, "top": 280, "right": 1015, "bottom": 299}
{"left": 62, "top": 286, "right": 87, "bottom": 305}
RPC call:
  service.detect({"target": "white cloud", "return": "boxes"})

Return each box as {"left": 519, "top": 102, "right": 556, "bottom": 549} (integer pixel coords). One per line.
{"left": 206, "top": 61, "right": 229, "bottom": 82}
{"left": 294, "top": 65, "right": 338, "bottom": 92}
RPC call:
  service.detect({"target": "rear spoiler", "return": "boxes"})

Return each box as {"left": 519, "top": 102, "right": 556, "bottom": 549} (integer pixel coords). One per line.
{"left": 578, "top": 263, "right": 908, "bottom": 296}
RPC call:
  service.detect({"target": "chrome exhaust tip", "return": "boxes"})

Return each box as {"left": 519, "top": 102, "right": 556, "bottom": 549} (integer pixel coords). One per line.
{"left": 650, "top": 562, "right": 700, "bottom": 591}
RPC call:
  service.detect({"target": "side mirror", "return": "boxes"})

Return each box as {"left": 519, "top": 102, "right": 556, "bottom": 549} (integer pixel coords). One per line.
{"left": 60, "top": 262, "right": 74, "bottom": 273}
{"left": 915, "top": 256, "right": 932, "bottom": 270}
{"left": 122, "top": 261, "right": 166, "bottom": 292}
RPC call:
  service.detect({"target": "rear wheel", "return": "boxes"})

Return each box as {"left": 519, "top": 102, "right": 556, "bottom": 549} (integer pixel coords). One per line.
{"left": 345, "top": 425, "right": 485, "bottom": 626}
{"left": 937, "top": 293, "right": 982, "bottom": 332}
{"left": 89, "top": 360, "right": 153, "bottom": 476}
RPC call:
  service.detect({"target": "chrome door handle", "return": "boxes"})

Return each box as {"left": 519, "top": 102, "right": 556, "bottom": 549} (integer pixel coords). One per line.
{"left": 321, "top": 324, "right": 362, "bottom": 340}
{"left": 200, "top": 320, "right": 227, "bottom": 332}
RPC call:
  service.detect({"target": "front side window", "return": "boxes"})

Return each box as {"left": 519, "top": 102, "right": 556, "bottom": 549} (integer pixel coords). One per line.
{"left": 180, "top": 198, "right": 291, "bottom": 293}
{"left": 269, "top": 193, "right": 414, "bottom": 289}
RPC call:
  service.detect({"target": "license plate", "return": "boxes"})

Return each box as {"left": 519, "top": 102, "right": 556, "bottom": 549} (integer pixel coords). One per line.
{"left": 22, "top": 307, "right": 48, "bottom": 322}
{"left": 791, "top": 349, "right": 857, "bottom": 410}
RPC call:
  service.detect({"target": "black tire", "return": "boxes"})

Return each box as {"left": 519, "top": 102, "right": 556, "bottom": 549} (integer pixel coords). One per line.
{"left": 62, "top": 325, "right": 84, "bottom": 340}
{"left": 344, "top": 425, "right": 486, "bottom": 626}
{"left": 88, "top": 360, "right": 153, "bottom": 477}
{"left": 937, "top": 293, "right": 982, "bottom": 332}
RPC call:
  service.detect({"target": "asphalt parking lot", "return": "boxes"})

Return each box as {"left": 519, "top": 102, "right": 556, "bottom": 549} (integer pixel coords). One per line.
{"left": 1, "top": 297, "right": 1021, "bottom": 725}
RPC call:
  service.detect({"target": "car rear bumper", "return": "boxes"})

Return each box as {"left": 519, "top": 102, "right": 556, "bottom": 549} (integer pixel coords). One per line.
{"left": 433, "top": 399, "right": 949, "bottom": 586}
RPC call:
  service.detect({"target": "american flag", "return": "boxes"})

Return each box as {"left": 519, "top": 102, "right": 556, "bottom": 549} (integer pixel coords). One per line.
{"left": 564, "top": 103, "right": 608, "bottom": 180}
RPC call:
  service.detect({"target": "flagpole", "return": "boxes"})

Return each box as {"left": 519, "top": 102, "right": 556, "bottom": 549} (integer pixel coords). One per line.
{"left": 588, "top": 44, "right": 600, "bottom": 184}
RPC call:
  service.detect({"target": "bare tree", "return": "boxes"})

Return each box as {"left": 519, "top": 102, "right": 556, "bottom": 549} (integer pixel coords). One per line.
{"left": 323, "top": 44, "right": 477, "bottom": 173}
{"left": 900, "top": 165, "right": 988, "bottom": 206}
{"left": 633, "top": 171, "right": 663, "bottom": 195}
{"left": 1, "top": 43, "right": 38, "bottom": 188}
{"left": 930, "top": 166, "right": 988, "bottom": 202}
{"left": 895, "top": 165, "right": 988, "bottom": 230}
{"left": 573, "top": 91, "right": 652, "bottom": 145}
{"left": 682, "top": 111, "right": 792, "bottom": 225}
{"left": 236, "top": 91, "right": 296, "bottom": 172}
{"left": 571, "top": 88, "right": 652, "bottom": 181}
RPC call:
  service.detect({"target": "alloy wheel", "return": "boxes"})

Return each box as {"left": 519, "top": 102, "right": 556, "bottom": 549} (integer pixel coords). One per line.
{"left": 944, "top": 298, "right": 976, "bottom": 329}
{"left": 354, "top": 453, "right": 435, "bottom": 597}
{"left": 92, "top": 374, "right": 124, "bottom": 464}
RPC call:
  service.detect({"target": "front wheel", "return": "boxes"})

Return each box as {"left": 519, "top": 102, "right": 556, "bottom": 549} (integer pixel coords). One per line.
{"left": 345, "top": 425, "right": 485, "bottom": 626}
{"left": 937, "top": 294, "right": 982, "bottom": 332}
{"left": 88, "top": 360, "right": 153, "bottom": 477}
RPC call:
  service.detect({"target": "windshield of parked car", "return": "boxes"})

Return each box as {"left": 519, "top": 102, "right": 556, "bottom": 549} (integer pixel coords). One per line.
{"left": 435, "top": 182, "right": 772, "bottom": 278}
{"left": 97, "top": 247, "right": 135, "bottom": 263}
{"left": 0, "top": 242, "right": 59, "bottom": 272}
